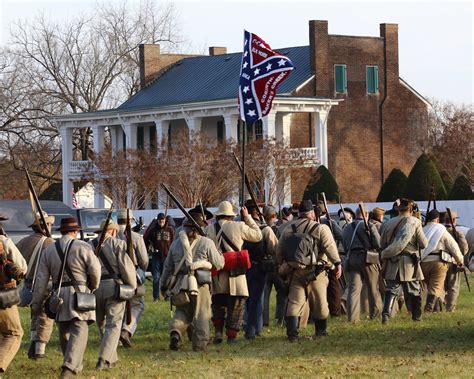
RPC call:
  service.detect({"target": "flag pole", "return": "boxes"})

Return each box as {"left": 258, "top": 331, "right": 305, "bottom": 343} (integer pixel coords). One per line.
{"left": 241, "top": 119, "right": 246, "bottom": 206}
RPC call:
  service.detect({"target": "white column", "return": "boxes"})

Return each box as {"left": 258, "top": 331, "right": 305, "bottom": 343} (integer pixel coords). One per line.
{"left": 262, "top": 111, "right": 277, "bottom": 139}
{"left": 91, "top": 125, "right": 104, "bottom": 154}
{"left": 91, "top": 125, "right": 105, "bottom": 208}
{"left": 187, "top": 117, "right": 202, "bottom": 140}
{"left": 154, "top": 120, "right": 169, "bottom": 150}
{"left": 223, "top": 114, "right": 239, "bottom": 141}
{"left": 60, "top": 127, "right": 74, "bottom": 207}
{"left": 312, "top": 111, "right": 328, "bottom": 167}
{"left": 122, "top": 122, "right": 137, "bottom": 150}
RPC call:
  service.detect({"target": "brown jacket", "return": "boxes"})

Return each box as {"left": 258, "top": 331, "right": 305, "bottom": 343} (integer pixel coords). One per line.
{"left": 276, "top": 218, "right": 340, "bottom": 266}
{"left": 16, "top": 233, "right": 54, "bottom": 284}
{"left": 205, "top": 215, "right": 262, "bottom": 297}
{"left": 32, "top": 234, "right": 101, "bottom": 322}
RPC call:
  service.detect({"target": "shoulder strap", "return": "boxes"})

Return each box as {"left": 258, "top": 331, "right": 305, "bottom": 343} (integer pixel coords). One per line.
{"left": 216, "top": 222, "right": 239, "bottom": 252}
{"left": 54, "top": 240, "right": 73, "bottom": 292}
{"left": 93, "top": 238, "right": 119, "bottom": 279}
{"left": 348, "top": 222, "right": 361, "bottom": 252}
{"left": 30, "top": 237, "right": 46, "bottom": 289}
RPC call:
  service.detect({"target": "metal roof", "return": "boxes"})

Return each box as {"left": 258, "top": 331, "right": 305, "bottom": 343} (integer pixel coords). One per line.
{"left": 118, "top": 45, "right": 312, "bottom": 111}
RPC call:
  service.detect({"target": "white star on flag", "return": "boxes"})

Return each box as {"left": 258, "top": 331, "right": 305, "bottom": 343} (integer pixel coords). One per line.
{"left": 243, "top": 61, "right": 248, "bottom": 68}
{"left": 266, "top": 63, "right": 272, "bottom": 71}
{"left": 247, "top": 109, "right": 256, "bottom": 117}
{"left": 244, "top": 51, "right": 248, "bottom": 57}
{"left": 243, "top": 86, "right": 250, "bottom": 93}
{"left": 254, "top": 68, "right": 260, "bottom": 75}
{"left": 245, "top": 98, "right": 253, "bottom": 105}
{"left": 278, "top": 59, "right": 286, "bottom": 67}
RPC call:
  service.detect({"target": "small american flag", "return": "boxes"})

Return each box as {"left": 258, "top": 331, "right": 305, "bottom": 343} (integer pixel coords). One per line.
{"left": 238, "top": 30, "right": 294, "bottom": 125}
{"left": 72, "top": 190, "right": 78, "bottom": 208}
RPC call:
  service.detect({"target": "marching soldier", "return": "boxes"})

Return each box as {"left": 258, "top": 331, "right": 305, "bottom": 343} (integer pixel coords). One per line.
{"left": 443, "top": 210, "right": 468, "bottom": 312}
{"left": 205, "top": 201, "right": 262, "bottom": 344}
{"left": 160, "top": 213, "right": 224, "bottom": 351}
{"left": 277, "top": 200, "right": 341, "bottom": 341}
{"left": 243, "top": 201, "right": 278, "bottom": 339}
{"left": 263, "top": 206, "right": 289, "bottom": 327}
{"left": 317, "top": 201, "right": 344, "bottom": 317}
{"left": 31, "top": 217, "right": 101, "bottom": 378}
{"left": 16, "top": 211, "right": 55, "bottom": 360}
{"left": 116, "top": 209, "right": 148, "bottom": 348}
{"left": 343, "top": 205, "right": 382, "bottom": 323}
{"left": 421, "top": 210, "right": 463, "bottom": 312}
{"left": 0, "top": 213, "right": 27, "bottom": 373}
{"left": 380, "top": 199, "right": 427, "bottom": 324}
{"left": 90, "top": 221, "right": 137, "bottom": 370}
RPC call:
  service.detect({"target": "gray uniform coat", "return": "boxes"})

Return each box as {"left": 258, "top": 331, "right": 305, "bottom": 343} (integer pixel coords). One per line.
{"left": 32, "top": 235, "right": 101, "bottom": 322}
{"left": 380, "top": 215, "right": 427, "bottom": 282}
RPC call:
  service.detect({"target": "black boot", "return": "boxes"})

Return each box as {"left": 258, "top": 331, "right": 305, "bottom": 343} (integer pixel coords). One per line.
{"left": 169, "top": 331, "right": 180, "bottom": 351}
{"left": 382, "top": 292, "right": 397, "bottom": 325}
{"left": 28, "top": 341, "right": 36, "bottom": 359}
{"left": 424, "top": 294, "right": 436, "bottom": 312}
{"left": 433, "top": 297, "right": 443, "bottom": 312}
{"left": 314, "top": 319, "right": 328, "bottom": 337}
{"left": 285, "top": 316, "right": 299, "bottom": 342}
{"left": 411, "top": 296, "right": 422, "bottom": 321}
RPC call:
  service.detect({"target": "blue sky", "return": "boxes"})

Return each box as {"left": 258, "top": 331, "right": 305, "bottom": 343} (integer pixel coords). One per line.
{"left": 1, "top": 0, "right": 472, "bottom": 104}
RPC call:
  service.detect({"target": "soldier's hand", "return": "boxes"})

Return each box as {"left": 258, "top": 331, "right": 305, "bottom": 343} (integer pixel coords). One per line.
{"left": 240, "top": 206, "right": 249, "bottom": 219}
{"left": 334, "top": 263, "right": 342, "bottom": 279}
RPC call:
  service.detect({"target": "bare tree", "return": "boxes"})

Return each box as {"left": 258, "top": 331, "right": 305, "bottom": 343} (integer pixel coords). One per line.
{"left": 0, "top": 1, "right": 183, "bottom": 199}
{"left": 425, "top": 99, "right": 473, "bottom": 184}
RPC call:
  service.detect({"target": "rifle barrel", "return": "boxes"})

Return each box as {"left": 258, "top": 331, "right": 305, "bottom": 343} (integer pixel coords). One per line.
{"left": 25, "top": 168, "right": 51, "bottom": 238}
{"left": 161, "top": 184, "right": 206, "bottom": 236}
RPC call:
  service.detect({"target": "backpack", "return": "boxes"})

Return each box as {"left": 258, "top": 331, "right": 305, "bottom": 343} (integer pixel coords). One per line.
{"left": 280, "top": 220, "right": 319, "bottom": 266}
{"left": 242, "top": 225, "right": 268, "bottom": 263}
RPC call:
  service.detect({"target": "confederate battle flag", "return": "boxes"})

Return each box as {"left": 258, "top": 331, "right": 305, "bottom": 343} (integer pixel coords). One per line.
{"left": 238, "top": 30, "right": 294, "bottom": 125}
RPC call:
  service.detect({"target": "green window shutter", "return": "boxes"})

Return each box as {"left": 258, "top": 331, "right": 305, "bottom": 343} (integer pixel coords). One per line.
{"left": 367, "top": 66, "right": 379, "bottom": 93}
{"left": 335, "top": 64, "right": 347, "bottom": 93}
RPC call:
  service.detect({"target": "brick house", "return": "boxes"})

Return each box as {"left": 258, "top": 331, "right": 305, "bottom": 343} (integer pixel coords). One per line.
{"left": 53, "top": 20, "right": 429, "bottom": 208}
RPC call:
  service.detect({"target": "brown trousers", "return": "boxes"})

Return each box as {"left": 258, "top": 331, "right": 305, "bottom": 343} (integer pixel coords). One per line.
{"left": 286, "top": 269, "right": 329, "bottom": 320}
{"left": 421, "top": 261, "right": 449, "bottom": 298}
{"left": 0, "top": 305, "right": 23, "bottom": 372}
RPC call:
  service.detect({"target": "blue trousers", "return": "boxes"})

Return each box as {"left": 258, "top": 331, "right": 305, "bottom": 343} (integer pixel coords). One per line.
{"left": 151, "top": 254, "right": 163, "bottom": 300}
{"left": 245, "top": 265, "right": 268, "bottom": 337}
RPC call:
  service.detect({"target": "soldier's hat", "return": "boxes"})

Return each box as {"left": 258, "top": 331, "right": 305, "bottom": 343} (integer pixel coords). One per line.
{"left": 57, "top": 217, "right": 82, "bottom": 232}
{"left": 94, "top": 220, "right": 119, "bottom": 234}
{"left": 29, "top": 211, "right": 55, "bottom": 228}
{"left": 371, "top": 207, "right": 385, "bottom": 218}
{"left": 183, "top": 213, "right": 207, "bottom": 228}
{"left": 188, "top": 205, "right": 213, "bottom": 220}
{"left": 0, "top": 214, "right": 8, "bottom": 221}
{"left": 117, "top": 209, "right": 134, "bottom": 220}
{"left": 299, "top": 200, "right": 314, "bottom": 213}
{"left": 395, "top": 198, "right": 414, "bottom": 211}
{"left": 215, "top": 201, "right": 237, "bottom": 217}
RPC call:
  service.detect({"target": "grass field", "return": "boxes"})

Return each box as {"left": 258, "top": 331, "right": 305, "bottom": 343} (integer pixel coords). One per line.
{"left": 5, "top": 275, "right": 474, "bottom": 378}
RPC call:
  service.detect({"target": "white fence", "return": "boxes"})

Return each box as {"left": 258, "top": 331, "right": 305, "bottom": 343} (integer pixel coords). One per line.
{"left": 133, "top": 200, "right": 474, "bottom": 230}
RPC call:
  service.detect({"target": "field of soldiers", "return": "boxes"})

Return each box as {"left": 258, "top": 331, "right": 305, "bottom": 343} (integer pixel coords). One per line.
{"left": 6, "top": 281, "right": 473, "bottom": 378}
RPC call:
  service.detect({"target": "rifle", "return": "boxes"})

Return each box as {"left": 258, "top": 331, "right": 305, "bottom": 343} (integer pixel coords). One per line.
{"left": 161, "top": 184, "right": 206, "bottom": 236}
{"left": 358, "top": 203, "right": 374, "bottom": 248}
{"left": 125, "top": 208, "right": 133, "bottom": 325}
{"left": 232, "top": 151, "right": 264, "bottom": 223}
{"left": 321, "top": 192, "right": 333, "bottom": 234}
{"left": 446, "top": 208, "right": 470, "bottom": 292}
{"left": 314, "top": 193, "right": 320, "bottom": 223}
{"left": 198, "top": 198, "right": 206, "bottom": 221}
{"left": 337, "top": 194, "right": 349, "bottom": 227}
{"left": 25, "top": 168, "right": 51, "bottom": 238}
{"left": 424, "top": 183, "right": 436, "bottom": 226}
{"left": 94, "top": 204, "right": 113, "bottom": 256}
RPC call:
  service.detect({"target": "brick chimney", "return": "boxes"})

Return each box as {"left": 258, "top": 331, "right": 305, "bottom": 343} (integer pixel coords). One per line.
{"left": 309, "top": 20, "right": 330, "bottom": 97}
{"left": 139, "top": 44, "right": 162, "bottom": 89}
{"left": 209, "top": 46, "right": 227, "bottom": 56}
{"left": 380, "top": 23, "right": 399, "bottom": 96}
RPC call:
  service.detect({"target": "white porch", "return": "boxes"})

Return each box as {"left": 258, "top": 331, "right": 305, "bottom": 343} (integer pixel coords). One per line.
{"left": 53, "top": 97, "right": 339, "bottom": 209}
